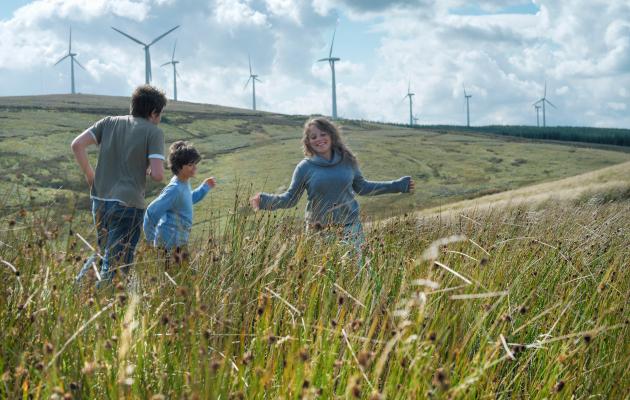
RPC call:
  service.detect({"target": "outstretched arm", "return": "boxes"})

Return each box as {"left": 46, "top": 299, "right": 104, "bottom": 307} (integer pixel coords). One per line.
{"left": 254, "top": 163, "right": 307, "bottom": 211}
{"left": 192, "top": 177, "right": 215, "bottom": 204}
{"left": 71, "top": 129, "right": 97, "bottom": 186}
{"left": 352, "top": 167, "right": 413, "bottom": 196}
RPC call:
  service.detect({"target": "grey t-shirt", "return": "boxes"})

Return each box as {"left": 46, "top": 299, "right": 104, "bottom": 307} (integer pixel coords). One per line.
{"left": 89, "top": 115, "right": 165, "bottom": 209}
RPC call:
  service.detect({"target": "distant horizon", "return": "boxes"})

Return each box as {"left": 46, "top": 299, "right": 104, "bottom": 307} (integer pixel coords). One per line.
{"left": 3, "top": 92, "right": 630, "bottom": 133}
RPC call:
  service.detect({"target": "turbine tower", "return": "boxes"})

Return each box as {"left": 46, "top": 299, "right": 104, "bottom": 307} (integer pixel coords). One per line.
{"left": 463, "top": 85, "right": 472, "bottom": 127}
{"left": 403, "top": 81, "right": 415, "bottom": 127}
{"left": 161, "top": 40, "right": 180, "bottom": 101}
{"left": 54, "top": 27, "right": 86, "bottom": 94}
{"left": 244, "top": 55, "right": 261, "bottom": 111}
{"left": 111, "top": 25, "right": 180, "bottom": 84}
{"left": 317, "top": 26, "right": 340, "bottom": 119}
{"left": 533, "top": 81, "right": 556, "bottom": 127}
{"left": 534, "top": 104, "right": 541, "bottom": 127}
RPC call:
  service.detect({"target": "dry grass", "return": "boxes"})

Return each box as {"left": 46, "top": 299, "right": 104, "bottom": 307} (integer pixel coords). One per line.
{"left": 0, "top": 183, "right": 628, "bottom": 399}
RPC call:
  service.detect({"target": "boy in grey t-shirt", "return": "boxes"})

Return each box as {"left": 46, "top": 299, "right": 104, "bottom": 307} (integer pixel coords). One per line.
{"left": 72, "top": 85, "right": 167, "bottom": 285}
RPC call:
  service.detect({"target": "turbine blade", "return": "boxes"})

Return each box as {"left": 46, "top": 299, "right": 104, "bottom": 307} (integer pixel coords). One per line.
{"left": 533, "top": 99, "right": 543, "bottom": 106}
{"left": 546, "top": 99, "right": 557, "bottom": 109}
{"left": 544, "top": 80, "right": 547, "bottom": 98}
{"left": 317, "top": 58, "right": 330, "bottom": 62}
{"left": 248, "top": 54, "right": 252, "bottom": 75}
{"left": 255, "top": 77, "right": 262, "bottom": 83}
{"left": 161, "top": 61, "right": 171, "bottom": 67}
{"left": 111, "top": 27, "right": 146, "bottom": 46}
{"left": 54, "top": 54, "right": 71, "bottom": 65}
{"left": 172, "top": 39, "right": 177, "bottom": 61}
{"left": 69, "top": 27, "right": 72, "bottom": 53}
{"left": 463, "top": 83, "right": 467, "bottom": 97}
{"left": 74, "top": 58, "right": 87, "bottom": 71}
{"left": 149, "top": 25, "right": 180, "bottom": 46}
{"left": 329, "top": 25, "right": 337, "bottom": 58}
{"left": 244, "top": 76, "right": 251, "bottom": 90}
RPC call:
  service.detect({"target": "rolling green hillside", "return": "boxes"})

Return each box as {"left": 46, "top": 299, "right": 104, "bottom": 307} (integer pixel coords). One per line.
{"left": 1, "top": 94, "right": 629, "bottom": 225}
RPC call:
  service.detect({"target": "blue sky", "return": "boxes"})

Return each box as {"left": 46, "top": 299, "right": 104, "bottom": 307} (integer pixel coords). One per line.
{"left": 1, "top": 0, "right": 629, "bottom": 128}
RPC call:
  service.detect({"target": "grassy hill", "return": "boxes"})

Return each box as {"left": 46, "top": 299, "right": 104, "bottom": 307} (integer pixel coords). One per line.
{"left": 0, "top": 95, "right": 628, "bottom": 399}
{"left": 0, "top": 172, "right": 627, "bottom": 399}
{"left": 1, "top": 94, "right": 629, "bottom": 227}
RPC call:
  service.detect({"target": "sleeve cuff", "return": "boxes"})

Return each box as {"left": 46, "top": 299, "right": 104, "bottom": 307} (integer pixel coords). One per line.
{"left": 88, "top": 129, "right": 97, "bottom": 143}
{"left": 399, "top": 176, "right": 411, "bottom": 193}
{"left": 258, "top": 193, "right": 270, "bottom": 210}
{"left": 148, "top": 154, "right": 165, "bottom": 160}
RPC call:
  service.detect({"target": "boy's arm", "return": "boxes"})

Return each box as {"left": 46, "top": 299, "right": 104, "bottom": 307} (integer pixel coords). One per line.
{"left": 191, "top": 184, "right": 210, "bottom": 204}
{"left": 148, "top": 158, "right": 165, "bottom": 182}
{"left": 71, "top": 129, "right": 98, "bottom": 186}
{"left": 143, "top": 184, "right": 178, "bottom": 243}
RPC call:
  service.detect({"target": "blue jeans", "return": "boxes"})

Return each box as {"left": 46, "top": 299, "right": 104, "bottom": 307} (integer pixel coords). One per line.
{"left": 76, "top": 199, "right": 144, "bottom": 286}
{"left": 308, "top": 221, "right": 365, "bottom": 267}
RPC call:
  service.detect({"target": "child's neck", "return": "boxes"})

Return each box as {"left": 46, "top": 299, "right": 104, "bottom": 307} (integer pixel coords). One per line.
{"left": 176, "top": 173, "right": 189, "bottom": 182}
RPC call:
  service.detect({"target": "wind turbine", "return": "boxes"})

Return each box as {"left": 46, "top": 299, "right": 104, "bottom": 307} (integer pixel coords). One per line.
{"left": 54, "top": 27, "right": 86, "bottom": 94}
{"left": 317, "top": 26, "right": 340, "bottom": 119}
{"left": 161, "top": 40, "right": 180, "bottom": 101}
{"left": 463, "top": 85, "right": 472, "bottom": 127}
{"left": 244, "top": 55, "right": 261, "bottom": 111}
{"left": 111, "top": 25, "right": 180, "bottom": 84}
{"left": 534, "top": 104, "right": 541, "bottom": 127}
{"left": 403, "top": 81, "right": 415, "bottom": 127}
{"left": 533, "top": 81, "right": 556, "bottom": 127}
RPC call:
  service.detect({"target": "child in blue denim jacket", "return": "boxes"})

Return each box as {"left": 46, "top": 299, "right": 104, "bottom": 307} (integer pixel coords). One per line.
{"left": 143, "top": 141, "right": 216, "bottom": 254}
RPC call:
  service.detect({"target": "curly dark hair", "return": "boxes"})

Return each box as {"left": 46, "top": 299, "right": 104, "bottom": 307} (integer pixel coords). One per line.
{"left": 168, "top": 141, "right": 201, "bottom": 174}
{"left": 130, "top": 84, "right": 167, "bottom": 119}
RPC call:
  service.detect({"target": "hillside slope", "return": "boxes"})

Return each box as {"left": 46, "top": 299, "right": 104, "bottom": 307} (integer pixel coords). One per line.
{"left": 1, "top": 94, "right": 629, "bottom": 222}
{"left": 414, "top": 160, "right": 630, "bottom": 218}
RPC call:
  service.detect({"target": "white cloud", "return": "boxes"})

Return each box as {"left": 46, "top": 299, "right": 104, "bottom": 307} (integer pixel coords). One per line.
{"left": 214, "top": 0, "right": 268, "bottom": 28}
{"left": 264, "top": 0, "right": 301, "bottom": 24}
{"left": 1, "top": 0, "right": 630, "bottom": 128}
{"left": 607, "top": 102, "right": 626, "bottom": 111}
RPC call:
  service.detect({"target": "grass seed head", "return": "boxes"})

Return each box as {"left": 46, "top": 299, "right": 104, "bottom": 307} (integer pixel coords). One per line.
{"left": 583, "top": 333, "right": 592, "bottom": 344}
{"left": 369, "top": 392, "right": 383, "bottom": 400}
{"left": 554, "top": 380, "right": 565, "bottom": 392}
{"left": 44, "top": 341, "right": 54, "bottom": 354}
{"left": 432, "top": 368, "right": 449, "bottom": 390}
{"left": 357, "top": 350, "right": 374, "bottom": 368}
{"left": 210, "top": 358, "right": 222, "bottom": 372}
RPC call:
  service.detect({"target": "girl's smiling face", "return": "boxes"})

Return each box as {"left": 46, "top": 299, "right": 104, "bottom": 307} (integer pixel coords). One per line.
{"left": 307, "top": 125, "right": 332, "bottom": 159}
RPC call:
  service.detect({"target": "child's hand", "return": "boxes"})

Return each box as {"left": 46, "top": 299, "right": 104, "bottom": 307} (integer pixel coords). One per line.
{"left": 204, "top": 177, "right": 216, "bottom": 188}
{"left": 249, "top": 193, "right": 261, "bottom": 210}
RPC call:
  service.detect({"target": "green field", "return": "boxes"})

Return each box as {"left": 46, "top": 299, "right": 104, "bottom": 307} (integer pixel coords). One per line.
{"left": 1, "top": 94, "right": 629, "bottom": 399}
{"left": 1, "top": 94, "right": 629, "bottom": 227}
{"left": 0, "top": 187, "right": 628, "bottom": 399}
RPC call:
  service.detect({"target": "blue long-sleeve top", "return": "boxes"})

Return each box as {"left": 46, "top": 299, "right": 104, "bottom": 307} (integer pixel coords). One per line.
{"left": 258, "top": 150, "right": 411, "bottom": 226}
{"left": 143, "top": 176, "right": 211, "bottom": 249}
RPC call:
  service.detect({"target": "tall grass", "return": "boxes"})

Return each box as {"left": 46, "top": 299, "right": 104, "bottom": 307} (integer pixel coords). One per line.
{"left": 0, "top": 194, "right": 628, "bottom": 399}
